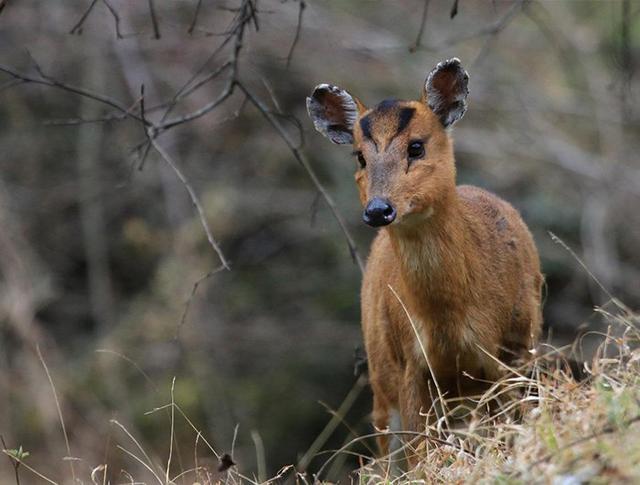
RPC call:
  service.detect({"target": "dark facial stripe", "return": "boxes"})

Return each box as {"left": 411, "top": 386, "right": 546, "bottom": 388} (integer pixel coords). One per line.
{"left": 395, "top": 107, "right": 415, "bottom": 137}
{"left": 360, "top": 115, "right": 372, "bottom": 140}
{"left": 375, "top": 99, "right": 400, "bottom": 112}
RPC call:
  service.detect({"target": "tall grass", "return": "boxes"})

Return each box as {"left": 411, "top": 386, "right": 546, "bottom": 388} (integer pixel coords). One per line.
{"left": 3, "top": 297, "right": 639, "bottom": 484}
{"left": 354, "top": 303, "right": 640, "bottom": 484}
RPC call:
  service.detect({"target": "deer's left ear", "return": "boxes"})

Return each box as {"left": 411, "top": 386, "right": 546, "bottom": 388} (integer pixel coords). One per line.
{"left": 306, "top": 84, "right": 364, "bottom": 144}
{"left": 423, "top": 58, "right": 469, "bottom": 128}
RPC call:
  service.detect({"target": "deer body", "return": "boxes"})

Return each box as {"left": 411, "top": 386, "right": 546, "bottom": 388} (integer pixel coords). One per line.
{"left": 363, "top": 183, "right": 542, "bottom": 435}
{"left": 307, "top": 59, "right": 542, "bottom": 452}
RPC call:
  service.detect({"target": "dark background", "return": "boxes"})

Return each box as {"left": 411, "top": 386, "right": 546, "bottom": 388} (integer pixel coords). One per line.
{"left": 0, "top": 0, "right": 638, "bottom": 482}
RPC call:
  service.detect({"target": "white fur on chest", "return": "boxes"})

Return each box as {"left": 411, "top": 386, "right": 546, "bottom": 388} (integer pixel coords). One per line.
{"left": 411, "top": 317, "right": 488, "bottom": 377}
{"left": 397, "top": 237, "right": 440, "bottom": 278}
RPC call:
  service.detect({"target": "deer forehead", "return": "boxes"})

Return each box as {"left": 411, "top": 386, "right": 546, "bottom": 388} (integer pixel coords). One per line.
{"left": 354, "top": 100, "right": 436, "bottom": 151}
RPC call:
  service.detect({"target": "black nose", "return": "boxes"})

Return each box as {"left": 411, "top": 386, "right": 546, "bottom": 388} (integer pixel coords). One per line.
{"left": 363, "top": 197, "right": 396, "bottom": 227}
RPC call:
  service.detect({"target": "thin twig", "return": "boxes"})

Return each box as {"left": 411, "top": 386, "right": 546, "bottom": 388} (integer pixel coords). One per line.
{"left": 409, "top": 0, "right": 430, "bottom": 53}
{"left": 175, "top": 265, "right": 226, "bottom": 339}
{"left": 237, "top": 81, "right": 365, "bottom": 272}
{"left": 450, "top": 0, "right": 459, "bottom": 18}
{"left": 0, "top": 436, "right": 21, "bottom": 485}
{"left": 28, "top": 1, "right": 253, "bottom": 133}
{"left": 431, "top": 0, "right": 526, "bottom": 51}
{"left": 147, "top": 0, "right": 161, "bottom": 39}
{"left": 188, "top": 0, "right": 204, "bottom": 34}
{"left": 157, "top": 0, "right": 254, "bottom": 131}
{"left": 285, "top": 0, "right": 305, "bottom": 68}
{"left": 155, "top": 77, "right": 236, "bottom": 131}
{"left": 43, "top": 61, "right": 232, "bottom": 128}
{"left": 471, "top": 0, "right": 527, "bottom": 67}
{"left": 96, "top": 349, "right": 159, "bottom": 393}
{"left": 463, "top": 0, "right": 524, "bottom": 46}
{"left": 0, "top": 0, "right": 260, "bottom": 290}
{"left": 102, "top": 0, "right": 125, "bottom": 39}
{"left": 70, "top": 0, "right": 100, "bottom": 34}
{"left": 137, "top": 84, "right": 154, "bottom": 170}
{"left": 1, "top": 451, "right": 57, "bottom": 485}
{"left": 0, "top": 63, "right": 147, "bottom": 124}
{"left": 150, "top": 138, "right": 231, "bottom": 270}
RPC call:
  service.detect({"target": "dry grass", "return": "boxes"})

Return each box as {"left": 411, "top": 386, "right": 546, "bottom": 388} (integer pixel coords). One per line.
{"left": 3, "top": 305, "right": 640, "bottom": 484}
{"left": 353, "top": 303, "right": 640, "bottom": 484}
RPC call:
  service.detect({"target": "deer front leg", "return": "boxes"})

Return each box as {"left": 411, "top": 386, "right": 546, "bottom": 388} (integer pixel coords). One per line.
{"left": 398, "top": 364, "right": 432, "bottom": 464}
{"left": 372, "top": 394, "right": 391, "bottom": 456}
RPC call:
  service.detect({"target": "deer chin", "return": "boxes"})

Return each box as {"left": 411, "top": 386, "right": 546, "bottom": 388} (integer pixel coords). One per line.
{"left": 399, "top": 205, "right": 435, "bottom": 226}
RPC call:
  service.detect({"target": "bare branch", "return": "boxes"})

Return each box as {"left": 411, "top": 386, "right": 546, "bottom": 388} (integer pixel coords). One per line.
{"left": 409, "top": 0, "right": 430, "bottom": 53}
{"left": 70, "top": 0, "right": 100, "bottom": 35}
{"left": 154, "top": 0, "right": 255, "bottom": 131}
{"left": 237, "top": 82, "right": 365, "bottom": 273}
{"left": 450, "top": 0, "right": 459, "bottom": 19}
{"left": 148, "top": 0, "right": 161, "bottom": 39}
{"left": 1, "top": 0, "right": 256, "bottom": 276}
{"left": 247, "top": 0, "right": 260, "bottom": 31}
{"left": 150, "top": 138, "right": 231, "bottom": 270}
{"left": 405, "top": 0, "right": 525, "bottom": 53}
{"left": 444, "top": 0, "right": 525, "bottom": 49}
{"left": 0, "top": 435, "right": 21, "bottom": 485}
{"left": 31, "top": 0, "right": 256, "bottom": 132}
{"left": 0, "top": 63, "right": 147, "bottom": 125}
{"left": 471, "top": 0, "right": 527, "bottom": 66}
{"left": 137, "top": 84, "right": 153, "bottom": 170}
{"left": 102, "top": 0, "right": 127, "bottom": 39}
{"left": 175, "top": 265, "right": 226, "bottom": 339}
{"left": 0, "top": 0, "right": 10, "bottom": 17}
{"left": 188, "top": 0, "right": 203, "bottom": 34}
{"left": 285, "top": 0, "right": 305, "bottom": 68}
{"left": 156, "top": 81, "right": 237, "bottom": 131}
{"left": 45, "top": 61, "right": 233, "bottom": 128}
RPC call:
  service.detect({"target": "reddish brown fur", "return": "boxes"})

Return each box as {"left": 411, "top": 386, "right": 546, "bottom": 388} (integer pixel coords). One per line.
{"left": 357, "top": 101, "right": 542, "bottom": 452}
{"left": 307, "top": 67, "right": 543, "bottom": 457}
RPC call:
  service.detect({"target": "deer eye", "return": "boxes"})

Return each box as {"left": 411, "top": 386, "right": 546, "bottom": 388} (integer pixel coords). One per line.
{"left": 407, "top": 141, "right": 425, "bottom": 160}
{"left": 356, "top": 151, "right": 366, "bottom": 169}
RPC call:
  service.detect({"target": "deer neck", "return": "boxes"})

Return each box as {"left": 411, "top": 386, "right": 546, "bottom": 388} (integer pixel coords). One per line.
{"left": 387, "top": 188, "right": 473, "bottom": 310}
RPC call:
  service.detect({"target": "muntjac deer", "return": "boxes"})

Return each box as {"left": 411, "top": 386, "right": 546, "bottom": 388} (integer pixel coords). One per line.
{"left": 306, "top": 58, "right": 543, "bottom": 454}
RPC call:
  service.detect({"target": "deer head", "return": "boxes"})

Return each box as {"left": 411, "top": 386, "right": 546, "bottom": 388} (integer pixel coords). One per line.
{"left": 307, "top": 58, "right": 469, "bottom": 228}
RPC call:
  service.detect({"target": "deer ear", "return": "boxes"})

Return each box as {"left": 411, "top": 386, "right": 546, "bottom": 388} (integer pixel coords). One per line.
{"left": 423, "top": 58, "right": 469, "bottom": 128}
{"left": 306, "top": 84, "right": 362, "bottom": 144}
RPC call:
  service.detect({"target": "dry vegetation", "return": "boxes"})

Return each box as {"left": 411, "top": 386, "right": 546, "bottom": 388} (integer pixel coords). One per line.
{"left": 0, "top": 0, "right": 639, "bottom": 483}
{"left": 356, "top": 307, "right": 640, "bottom": 484}
{"left": 4, "top": 300, "right": 640, "bottom": 484}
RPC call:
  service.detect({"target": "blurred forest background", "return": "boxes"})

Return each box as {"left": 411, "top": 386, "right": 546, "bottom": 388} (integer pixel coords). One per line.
{"left": 0, "top": 0, "right": 639, "bottom": 482}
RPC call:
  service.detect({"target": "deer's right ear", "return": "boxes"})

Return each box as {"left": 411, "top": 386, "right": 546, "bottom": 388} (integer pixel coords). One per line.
{"left": 306, "top": 84, "right": 362, "bottom": 144}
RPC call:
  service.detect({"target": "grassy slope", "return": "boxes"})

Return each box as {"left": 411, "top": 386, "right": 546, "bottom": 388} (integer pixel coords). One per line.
{"left": 355, "top": 306, "right": 640, "bottom": 484}
{"left": 3, "top": 307, "right": 639, "bottom": 484}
